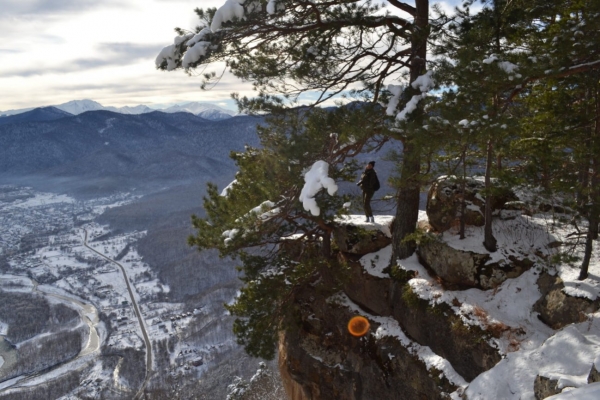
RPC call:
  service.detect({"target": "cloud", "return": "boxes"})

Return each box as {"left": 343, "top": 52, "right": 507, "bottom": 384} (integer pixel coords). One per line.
{"left": 0, "top": 0, "right": 125, "bottom": 18}
{"left": 0, "top": 42, "right": 165, "bottom": 77}
{"left": 97, "top": 42, "right": 163, "bottom": 59}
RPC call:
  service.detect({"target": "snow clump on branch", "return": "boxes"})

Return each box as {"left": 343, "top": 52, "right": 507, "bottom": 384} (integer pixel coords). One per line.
{"left": 211, "top": 0, "right": 262, "bottom": 32}
{"left": 299, "top": 161, "right": 338, "bottom": 217}
{"left": 386, "top": 71, "right": 435, "bottom": 122}
{"left": 155, "top": 33, "right": 194, "bottom": 70}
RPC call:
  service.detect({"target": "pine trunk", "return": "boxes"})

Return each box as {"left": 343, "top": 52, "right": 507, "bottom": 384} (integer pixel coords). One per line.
{"left": 393, "top": 140, "right": 422, "bottom": 260}
{"left": 580, "top": 93, "right": 600, "bottom": 279}
{"left": 391, "top": 0, "right": 428, "bottom": 261}
{"left": 460, "top": 149, "right": 467, "bottom": 240}
{"left": 483, "top": 138, "right": 498, "bottom": 252}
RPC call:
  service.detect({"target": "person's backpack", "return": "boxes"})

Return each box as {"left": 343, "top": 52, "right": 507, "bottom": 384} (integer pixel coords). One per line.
{"left": 373, "top": 174, "right": 380, "bottom": 191}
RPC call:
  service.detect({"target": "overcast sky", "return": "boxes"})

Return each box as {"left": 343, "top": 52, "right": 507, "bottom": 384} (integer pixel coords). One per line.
{"left": 0, "top": 0, "right": 462, "bottom": 112}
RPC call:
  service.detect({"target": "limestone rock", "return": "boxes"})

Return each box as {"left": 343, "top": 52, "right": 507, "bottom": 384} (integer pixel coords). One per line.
{"left": 588, "top": 363, "right": 600, "bottom": 383}
{"left": 279, "top": 285, "right": 459, "bottom": 400}
{"left": 418, "top": 238, "right": 490, "bottom": 288}
{"left": 534, "top": 375, "right": 561, "bottom": 400}
{"left": 417, "top": 237, "right": 534, "bottom": 290}
{"left": 534, "top": 273, "right": 600, "bottom": 329}
{"left": 426, "top": 177, "right": 517, "bottom": 232}
{"left": 333, "top": 224, "right": 391, "bottom": 255}
{"left": 342, "top": 258, "right": 501, "bottom": 382}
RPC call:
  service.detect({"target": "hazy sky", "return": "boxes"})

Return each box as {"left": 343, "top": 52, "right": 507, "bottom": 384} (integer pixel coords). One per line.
{"left": 0, "top": 0, "right": 462, "bottom": 111}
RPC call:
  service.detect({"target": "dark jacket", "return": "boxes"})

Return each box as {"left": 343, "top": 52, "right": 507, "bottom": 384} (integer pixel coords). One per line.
{"left": 358, "top": 168, "right": 378, "bottom": 192}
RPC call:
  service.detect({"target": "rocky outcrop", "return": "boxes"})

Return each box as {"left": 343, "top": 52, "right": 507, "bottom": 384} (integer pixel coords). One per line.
{"left": 533, "top": 375, "right": 561, "bottom": 399}
{"left": 417, "top": 237, "right": 534, "bottom": 290}
{"left": 278, "top": 249, "right": 503, "bottom": 399}
{"left": 343, "top": 259, "right": 501, "bottom": 381}
{"left": 333, "top": 224, "right": 391, "bottom": 255}
{"left": 426, "top": 177, "right": 517, "bottom": 232}
{"left": 279, "top": 284, "right": 459, "bottom": 400}
{"left": 588, "top": 363, "right": 600, "bottom": 383}
{"left": 534, "top": 273, "right": 600, "bottom": 329}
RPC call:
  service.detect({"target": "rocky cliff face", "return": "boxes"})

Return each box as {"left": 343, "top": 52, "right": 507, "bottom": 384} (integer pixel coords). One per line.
{"left": 278, "top": 218, "right": 501, "bottom": 400}
{"left": 277, "top": 184, "right": 600, "bottom": 399}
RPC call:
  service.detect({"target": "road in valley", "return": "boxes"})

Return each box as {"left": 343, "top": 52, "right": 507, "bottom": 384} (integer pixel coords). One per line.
{"left": 0, "top": 275, "right": 100, "bottom": 392}
{"left": 83, "top": 228, "right": 153, "bottom": 398}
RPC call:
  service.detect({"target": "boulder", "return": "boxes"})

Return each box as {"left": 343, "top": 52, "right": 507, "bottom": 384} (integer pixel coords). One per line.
{"left": 534, "top": 273, "right": 600, "bottom": 329}
{"left": 417, "top": 238, "right": 535, "bottom": 290}
{"left": 418, "top": 238, "right": 490, "bottom": 288}
{"left": 588, "top": 363, "right": 600, "bottom": 384}
{"left": 333, "top": 224, "right": 391, "bottom": 255}
{"left": 534, "top": 375, "right": 561, "bottom": 400}
{"left": 426, "top": 176, "right": 517, "bottom": 232}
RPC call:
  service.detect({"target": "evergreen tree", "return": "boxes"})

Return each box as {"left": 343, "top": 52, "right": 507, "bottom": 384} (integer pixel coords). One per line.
{"left": 432, "top": 0, "right": 526, "bottom": 251}
{"left": 188, "top": 106, "right": 390, "bottom": 358}
{"left": 156, "top": 0, "right": 433, "bottom": 260}
{"left": 514, "top": 0, "right": 600, "bottom": 279}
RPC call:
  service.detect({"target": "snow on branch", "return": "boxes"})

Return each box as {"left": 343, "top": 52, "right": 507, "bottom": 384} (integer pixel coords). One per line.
{"left": 211, "top": 0, "right": 265, "bottom": 32}
{"left": 299, "top": 161, "right": 338, "bottom": 217}
{"left": 220, "top": 179, "right": 238, "bottom": 197}
{"left": 155, "top": 34, "right": 194, "bottom": 70}
{"left": 387, "top": 71, "right": 435, "bottom": 122}
{"left": 483, "top": 54, "right": 520, "bottom": 76}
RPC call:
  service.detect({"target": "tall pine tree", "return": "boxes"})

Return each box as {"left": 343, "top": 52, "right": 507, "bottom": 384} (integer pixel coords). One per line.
{"left": 156, "top": 0, "right": 433, "bottom": 259}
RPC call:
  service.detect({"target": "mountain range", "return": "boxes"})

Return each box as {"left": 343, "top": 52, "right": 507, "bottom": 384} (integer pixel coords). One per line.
{"left": 0, "top": 99, "right": 237, "bottom": 121}
{"left": 0, "top": 106, "right": 261, "bottom": 196}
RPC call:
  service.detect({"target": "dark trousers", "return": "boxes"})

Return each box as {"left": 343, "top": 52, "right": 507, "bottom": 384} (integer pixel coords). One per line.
{"left": 362, "top": 190, "right": 374, "bottom": 217}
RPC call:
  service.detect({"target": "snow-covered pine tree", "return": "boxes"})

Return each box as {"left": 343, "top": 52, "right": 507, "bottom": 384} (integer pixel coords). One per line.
{"left": 156, "top": 0, "right": 433, "bottom": 260}
{"left": 431, "top": 0, "right": 530, "bottom": 251}
{"left": 514, "top": 0, "right": 600, "bottom": 280}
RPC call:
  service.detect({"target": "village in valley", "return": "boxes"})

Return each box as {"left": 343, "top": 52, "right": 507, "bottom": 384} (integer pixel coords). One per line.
{"left": 0, "top": 185, "right": 237, "bottom": 397}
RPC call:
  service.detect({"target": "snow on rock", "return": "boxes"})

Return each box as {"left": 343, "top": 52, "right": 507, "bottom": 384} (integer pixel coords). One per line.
{"left": 360, "top": 245, "right": 393, "bottom": 278}
{"left": 299, "top": 160, "right": 337, "bottom": 216}
{"left": 335, "top": 215, "right": 395, "bottom": 238}
{"left": 547, "top": 382, "right": 600, "bottom": 400}
{"left": 333, "top": 293, "right": 468, "bottom": 389}
{"left": 466, "top": 321, "right": 600, "bottom": 399}
{"left": 549, "top": 217, "right": 600, "bottom": 300}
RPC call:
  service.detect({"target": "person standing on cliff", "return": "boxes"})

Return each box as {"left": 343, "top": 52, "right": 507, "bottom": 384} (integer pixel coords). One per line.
{"left": 357, "top": 161, "right": 380, "bottom": 222}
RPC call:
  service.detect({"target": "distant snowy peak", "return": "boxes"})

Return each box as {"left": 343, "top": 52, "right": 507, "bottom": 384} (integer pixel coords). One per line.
{"left": 0, "top": 100, "right": 237, "bottom": 121}
{"left": 105, "top": 104, "right": 155, "bottom": 115}
{"left": 163, "top": 102, "right": 237, "bottom": 119}
{"left": 57, "top": 99, "right": 105, "bottom": 115}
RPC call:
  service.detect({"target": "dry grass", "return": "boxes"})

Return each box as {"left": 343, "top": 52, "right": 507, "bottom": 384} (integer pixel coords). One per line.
{"left": 471, "top": 305, "right": 523, "bottom": 351}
